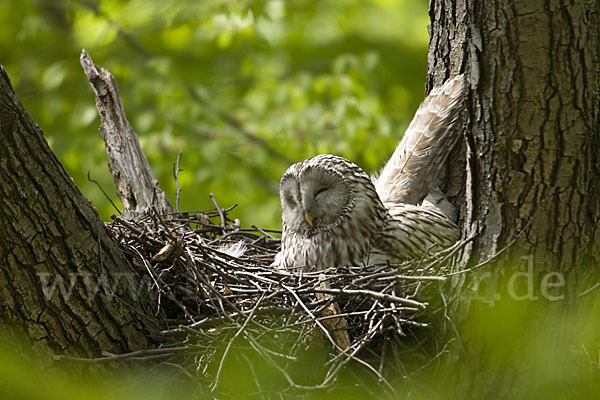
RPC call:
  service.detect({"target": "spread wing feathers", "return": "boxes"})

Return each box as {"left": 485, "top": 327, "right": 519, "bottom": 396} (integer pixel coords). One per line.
{"left": 375, "top": 74, "right": 465, "bottom": 206}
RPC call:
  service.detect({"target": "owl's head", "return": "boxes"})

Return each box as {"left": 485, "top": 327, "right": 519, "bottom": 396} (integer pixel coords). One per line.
{"left": 279, "top": 154, "right": 386, "bottom": 237}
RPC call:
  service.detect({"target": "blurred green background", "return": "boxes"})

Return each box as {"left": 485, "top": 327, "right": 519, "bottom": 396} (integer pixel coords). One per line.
{"left": 0, "top": 0, "right": 429, "bottom": 229}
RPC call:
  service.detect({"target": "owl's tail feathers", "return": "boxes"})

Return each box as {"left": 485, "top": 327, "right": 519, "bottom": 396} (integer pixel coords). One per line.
{"left": 375, "top": 74, "right": 465, "bottom": 206}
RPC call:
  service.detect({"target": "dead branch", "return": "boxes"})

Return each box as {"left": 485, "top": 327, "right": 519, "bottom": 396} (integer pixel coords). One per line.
{"left": 80, "top": 49, "right": 173, "bottom": 219}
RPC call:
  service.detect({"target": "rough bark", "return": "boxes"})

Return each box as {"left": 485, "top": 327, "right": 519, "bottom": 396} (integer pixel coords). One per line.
{"left": 426, "top": 0, "right": 600, "bottom": 396}
{"left": 0, "top": 67, "right": 159, "bottom": 366}
{"left": 428, "top": 0, "right": 600, "bottom": 272}
{"left": 80, "top": 49, "right": 173, "bottom": 220}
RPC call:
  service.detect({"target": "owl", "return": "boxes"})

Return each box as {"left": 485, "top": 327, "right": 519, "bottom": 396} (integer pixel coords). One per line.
{"left": 274, "top": 75, "right": 465, "bottom": 271}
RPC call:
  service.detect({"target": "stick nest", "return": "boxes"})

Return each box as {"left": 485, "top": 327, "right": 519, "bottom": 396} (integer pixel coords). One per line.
{"left": 107, "top": 196, "right": 460, "bottom": 393}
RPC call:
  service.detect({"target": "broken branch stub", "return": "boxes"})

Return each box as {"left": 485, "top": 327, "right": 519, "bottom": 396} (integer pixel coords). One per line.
{"left": 80, "top": 49, "right": 173, "bottom": 220}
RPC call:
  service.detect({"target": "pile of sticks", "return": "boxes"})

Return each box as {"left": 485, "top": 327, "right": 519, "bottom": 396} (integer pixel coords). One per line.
{"left": 107, "top": 197, "right": 458, "bottom": 391}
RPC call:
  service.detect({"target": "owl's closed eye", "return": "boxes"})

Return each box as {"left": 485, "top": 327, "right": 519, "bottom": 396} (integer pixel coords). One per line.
{"left": 280, "top": 166, "right": 352, "bottom": 235}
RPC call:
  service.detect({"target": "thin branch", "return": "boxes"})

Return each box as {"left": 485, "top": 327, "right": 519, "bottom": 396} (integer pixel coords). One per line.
{"left": 54, "top": 346, "right": 191, "bottom": 363}
{"left": 87, "top": 171, "right": 121, "bottom": 214}
{"left": 209, "top": 192, "right": 227, "bottom": 231}
{"left": 211, "top": 293, "right": 265, "bottom": 392}
{"left": 172, "top": 151, "right": 183, "bottom": 213}
{"left": 302, "top": 287, "right": 426, "bottom": 309}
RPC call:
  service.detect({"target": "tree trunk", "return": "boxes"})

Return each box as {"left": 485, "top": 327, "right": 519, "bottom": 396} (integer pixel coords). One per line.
{"left": 428, "top": 0, "right": 600, "bottom": 269}
{"left": 427, "top": 0, "right": 600, "bottom": 397}
{"left": 0, "top": 67, "right": 159, "bottom": 366}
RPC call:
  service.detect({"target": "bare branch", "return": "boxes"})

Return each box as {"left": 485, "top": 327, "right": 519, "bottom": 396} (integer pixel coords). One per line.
{"left": 80, "top": 49, "right": 173, "bottom": 219}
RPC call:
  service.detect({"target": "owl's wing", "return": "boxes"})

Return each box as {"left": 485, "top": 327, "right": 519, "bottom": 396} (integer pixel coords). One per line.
{"left": 375, "top": 74, "right": 465, "bottom": 205}
{"left": 369, "top": 203, "right": 460, "bottom": 265}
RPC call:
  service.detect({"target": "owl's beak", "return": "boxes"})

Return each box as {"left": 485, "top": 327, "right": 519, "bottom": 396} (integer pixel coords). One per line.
{"left": 304, "top": 211, "right": 314, "bottom": 226}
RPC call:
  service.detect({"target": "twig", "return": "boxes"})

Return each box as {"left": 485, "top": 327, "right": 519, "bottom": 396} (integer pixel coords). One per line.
{"left": 54, "top": 346, "right": 191, "bottom": 362}
{"left": 209, "top": 193, "right": 227, "bottom": 231}
{"left": 302, "top": 287, "right": 426, "bottom": 308}
{"left": 87, "top": 171, "right": 121, "bottom": 214}
{"left": 172, "top": 151, "right": 183, "bottom": 213}
{"left": 211, "top": 293, "right": 265, "bottom": 392}
{"left": 251, "top": 225, "right": 278, "bottom": 240}
{"left": 282, "top": 284, "right": 347, "bottom": 353}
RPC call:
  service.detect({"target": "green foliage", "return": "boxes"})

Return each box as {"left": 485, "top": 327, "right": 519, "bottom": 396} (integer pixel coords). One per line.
{"left": 1, "top": 0, "right": 429, "bottom": 228}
